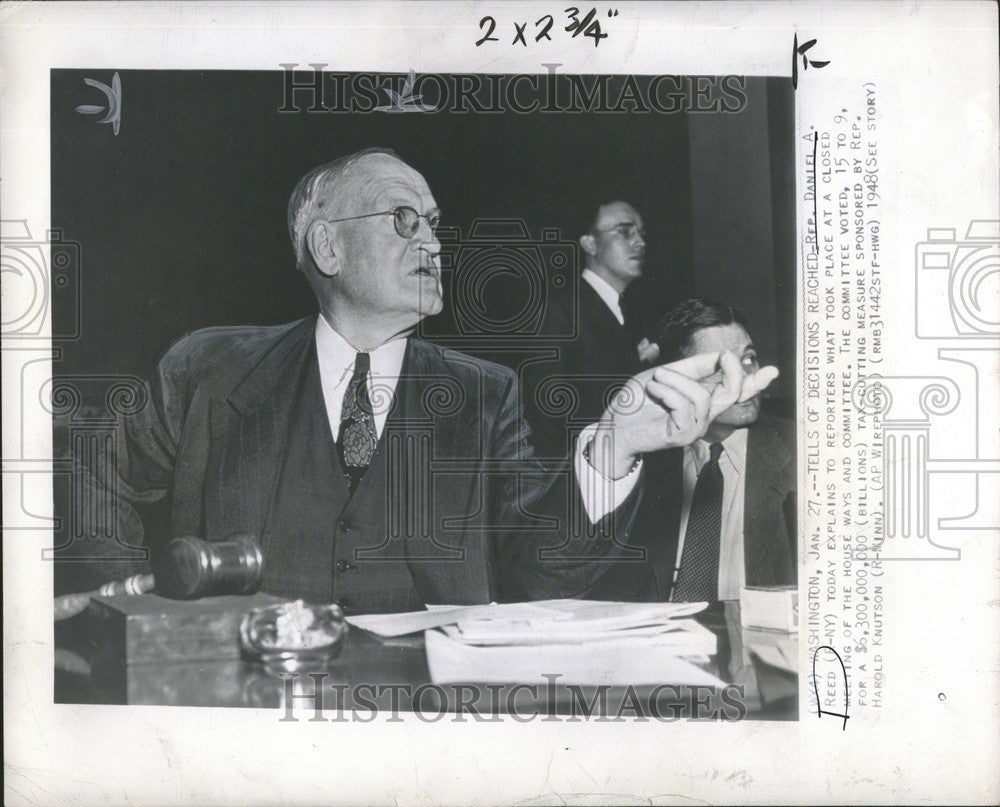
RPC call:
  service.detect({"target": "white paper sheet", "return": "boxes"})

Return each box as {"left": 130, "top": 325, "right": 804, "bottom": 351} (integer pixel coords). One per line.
{"left": 445, "top": 618, "right": 715, "bottom": 650}
{"left": 347, "top": 599, "right": 708, "bottom": 638}
{"left": 424, "top": 628, "right": 728, "bottom": 687}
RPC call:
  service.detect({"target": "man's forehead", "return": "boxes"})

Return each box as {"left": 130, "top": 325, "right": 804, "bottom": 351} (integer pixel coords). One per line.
{"left": 690, "top": 323, "right": 754, "bottom": 351}
{"left": 350, "top": 154, "right": 431, "bottom": 198}
{"left": 595, "top": 201, "right": 642, "bottom": 227}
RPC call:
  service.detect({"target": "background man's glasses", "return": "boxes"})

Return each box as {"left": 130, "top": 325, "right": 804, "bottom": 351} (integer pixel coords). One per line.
{"left": 325, "top": 206, "right": 441, "bottom": 238}
{"left": 594, "top": 223, "right": 645, "bottom": 242}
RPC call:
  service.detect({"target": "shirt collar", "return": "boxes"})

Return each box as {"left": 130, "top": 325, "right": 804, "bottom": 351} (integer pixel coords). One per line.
{"left": 688, "top": 427, "right": 749, "bottom": 475}
{"left": 314, "top": 314, "right": 408, "bottom": 385}
{"left": 581, "top": 269, "right": 624, "bottom": 326}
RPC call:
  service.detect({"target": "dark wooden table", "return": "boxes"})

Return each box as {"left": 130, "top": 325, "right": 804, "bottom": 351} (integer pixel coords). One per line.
{"left": 55, "top": 600, "right": 797, "bottom": 719}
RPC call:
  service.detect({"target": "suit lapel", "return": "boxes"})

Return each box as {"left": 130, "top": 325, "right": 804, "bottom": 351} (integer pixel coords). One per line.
{"left": 396, "top": 339, "right": 482, "bottom": 459}
{"left": 382, "top": 339, "right": 432, "bottom": 447}
{"left": 580, "top": 281, "right": 622, "bottom": 341}
{"left": 396, "top": 340, "right": 496, "bottom": 608}
{"left": 209, "top": 316, "right": 317, "bottom": 550}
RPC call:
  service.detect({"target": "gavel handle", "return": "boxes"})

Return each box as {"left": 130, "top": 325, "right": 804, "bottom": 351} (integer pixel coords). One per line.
{"left": 54, "top": 573, "right": 156, "bottom": 621}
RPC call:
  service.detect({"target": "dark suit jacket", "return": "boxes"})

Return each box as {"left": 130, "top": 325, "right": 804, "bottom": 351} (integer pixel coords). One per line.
{"left": 88, "top": 315, "right": 640, "bottom": 607}
{"left": 586, "top": 414, "right": 798, "bottom": 601}
{"left": 524, "top": 279, "right": 640, "bottom": 459}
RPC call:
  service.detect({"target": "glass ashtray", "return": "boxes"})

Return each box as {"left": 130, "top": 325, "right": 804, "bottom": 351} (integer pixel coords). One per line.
{"left": 239, "top": 600, "right": 347, "bottom": 671}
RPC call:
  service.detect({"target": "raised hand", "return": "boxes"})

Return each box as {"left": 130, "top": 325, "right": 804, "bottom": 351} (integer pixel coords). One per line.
{"left": 656, "top": 352, "right": 779, "bottom": 422}
{"left": 588, "top": 351, "right": 778, "bottom": 479}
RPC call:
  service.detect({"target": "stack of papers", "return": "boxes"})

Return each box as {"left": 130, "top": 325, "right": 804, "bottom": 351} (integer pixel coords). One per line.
{"left": 440, "top": 600, "right": 713, "bottom": 649}
{"left": 348, "top": 599, "right": 726, "bottom": 687}
{"left": 347, "top": 601, "right": 555, "bottom": 638}
{"left": 742, "top": 627, "right": 798, "bottom": 674}
{"left": 740, "top": 585, "right": 798, "bottom": 632}
{"left": 425, "top": 630, "right": 726, "bottom": 687}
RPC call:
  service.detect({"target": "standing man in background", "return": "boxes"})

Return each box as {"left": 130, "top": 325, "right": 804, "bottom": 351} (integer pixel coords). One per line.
{"left": 525, "top": 199, "right": 658, "bottom": 458}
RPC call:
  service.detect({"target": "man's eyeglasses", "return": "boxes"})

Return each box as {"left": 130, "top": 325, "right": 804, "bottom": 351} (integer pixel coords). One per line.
{"left": 325, "top": 206, "right": 441, "bottom": 238}
{"left": 593, "top": 223, "right": 645, "bottom": 242}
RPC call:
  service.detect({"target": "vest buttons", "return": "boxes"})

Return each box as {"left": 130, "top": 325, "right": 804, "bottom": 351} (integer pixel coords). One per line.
{"left": 336, "top": 559, "right": 355, "bottom": 572}
{"left": 335, "top": 596, "right": 352, "bottom": 612}
{"left": 338, "top": 520, "right": 351, "bottom": 533}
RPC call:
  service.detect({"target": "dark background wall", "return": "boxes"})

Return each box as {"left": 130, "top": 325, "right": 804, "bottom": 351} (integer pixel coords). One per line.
{"left": 51, "top": 70, "right": 794, "bottom": 409}
{"left": 687, "top": 77, "right": 797, "bottom": 407}
{"left": 51, "top": 70, "right": 795, "bottom": 593}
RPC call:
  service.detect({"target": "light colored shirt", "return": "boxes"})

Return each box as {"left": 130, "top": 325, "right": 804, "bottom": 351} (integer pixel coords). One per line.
{"left": 581, "top": 269, "right": 625, "bottom": 326}
{"left": 315, "top": 315, "right": 407, "bottom": 441}
{"left": 575, "top": 422, "right": 643, "bottom": 524}
{"left": 578, "top": 423, "right": 750, "bottom": 601}
{"left": 316, "top": 316, "right": 619, "bottom": 525}
{"left": 674, "top": 429, "right": 748, "bottom": 601}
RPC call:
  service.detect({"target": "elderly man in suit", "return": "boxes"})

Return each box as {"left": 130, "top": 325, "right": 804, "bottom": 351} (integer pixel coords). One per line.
{"left": 579, "top": 298, "right": 796, "bottom": 602}
{"left": 96, "top": 149, "right": 776, "bottom": 612}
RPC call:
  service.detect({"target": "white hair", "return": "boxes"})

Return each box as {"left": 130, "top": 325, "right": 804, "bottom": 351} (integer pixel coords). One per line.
{"left": 286, "top": 146, "right": 399, "bottom": 271}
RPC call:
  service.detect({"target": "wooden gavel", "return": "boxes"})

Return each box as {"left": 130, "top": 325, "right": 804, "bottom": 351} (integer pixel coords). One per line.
{"left": 53, "top": 535, "right": 264, "bottom": 621}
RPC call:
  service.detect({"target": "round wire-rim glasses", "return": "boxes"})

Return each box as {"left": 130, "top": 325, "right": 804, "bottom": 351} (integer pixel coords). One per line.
{"left": 325, "top": 206, "right": 441, "bottom": 238}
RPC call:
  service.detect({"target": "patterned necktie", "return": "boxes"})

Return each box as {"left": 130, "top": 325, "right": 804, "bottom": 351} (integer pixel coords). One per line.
{"left": 337, "top": 352, "right": 377, "bottom": 490}
{"left": 672, "top": 442, "right": 724, "bottom": 602}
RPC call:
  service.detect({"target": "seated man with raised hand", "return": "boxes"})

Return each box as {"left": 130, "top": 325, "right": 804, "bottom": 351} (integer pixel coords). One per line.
{"left": 84, "top": 147, "right": 780, "bottom": 612}
{"left": 555, "top": 297, "right": 794, "bottom": 603}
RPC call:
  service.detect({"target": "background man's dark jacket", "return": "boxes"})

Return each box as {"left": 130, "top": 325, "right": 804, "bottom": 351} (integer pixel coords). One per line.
{"left": 524, "top": 280, "right": 640, "bottom": 459}
{"left": 80, "top": 316, "right": 640, "bottom": 611}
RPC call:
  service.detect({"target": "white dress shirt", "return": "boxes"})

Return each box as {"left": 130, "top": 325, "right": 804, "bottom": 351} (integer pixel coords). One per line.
{"left": 674, "top": 429, "right": 748, "bottom": 601}
{"left": 575, "top": 422, "right": 643, "bottom": 524}
{"left": 315, "top": 315, "right": 407, "bottom": 441}
{"left": 316, "top": 315, "right": 621, "bottom": 525}
{"left": 581, "top": 269, "right": 625, "bottom": 325}
{"left": 577, "top": 423, "right": 750, "bottom": 601}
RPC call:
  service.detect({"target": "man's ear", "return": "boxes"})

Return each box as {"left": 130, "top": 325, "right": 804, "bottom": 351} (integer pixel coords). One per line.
{"left": 306, "top": 219, "right": 339, "bottom": 278}
{"left": 579, "top": 233, "right": 597, "bottom": 257}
